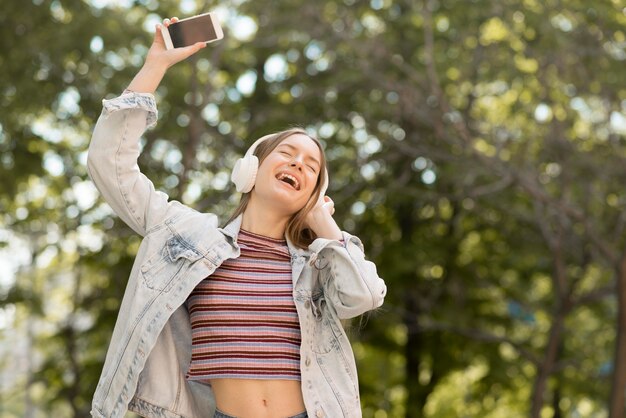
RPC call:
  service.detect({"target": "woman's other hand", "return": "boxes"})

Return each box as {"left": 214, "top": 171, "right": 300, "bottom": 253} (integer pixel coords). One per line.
{"left": 306, "top": 196, "right": 342, "bottom": 241}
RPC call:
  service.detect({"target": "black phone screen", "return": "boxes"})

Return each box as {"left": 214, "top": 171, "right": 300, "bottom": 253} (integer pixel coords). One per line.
{"left": 169, "top": 16, "right": 218, "bottom": 48}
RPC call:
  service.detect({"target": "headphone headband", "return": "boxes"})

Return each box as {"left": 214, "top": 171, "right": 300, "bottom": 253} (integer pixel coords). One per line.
{"left": 244, "top": 133, "right": 275, "bottom": 158}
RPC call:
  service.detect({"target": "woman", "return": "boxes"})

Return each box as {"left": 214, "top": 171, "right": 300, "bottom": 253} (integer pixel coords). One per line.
{"left": 87, "top": 17, "right": 386, "bottom": 418}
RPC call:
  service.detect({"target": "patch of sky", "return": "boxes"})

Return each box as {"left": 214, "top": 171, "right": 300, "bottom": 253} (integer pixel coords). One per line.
{"left": 370, "top": 0, "right": 384, "bottom": 10}
{"left": 570, "top": 96, "right": 607, "bottom": 124}
{"left": 351, "top": 201, "right": 366, "bottom": 216}
{"left": 360, "top": 163, "right": 377, "bottom": 181}
{"left": 534, "top": 103, "right": 552, "bottom": 123}
{"left": 164, "top": 149, "right": 182, "bottom": 173}
{"left": 150, "top": 139, "right": 183, "bottom": 173}
{"left": 36, "top": 245, "right": 58, "bottom": 269}
{"left": 142, "top": 13, "right": 162, "bottom": 33}
{"left": 26, "top": 178, "right": 48, "bottom": 203}
{"left": 73, "top": 181, "right": 99, "bottom": 211}
{"left": 180, "top": 0, "right": 196, "bottom": 14}
{"left": 421, "top": 169, "right": 437, "bottom": 185}
{"left": 354, "top": 129, "right": 369, "bottom": 144}
{"left": 90, "top": 36, "right": 103, "bottom": 53}
{"left": 290, "top": 84, "right": 303, "bottom": 98}
{"left": 57, "top": 87, "right": 81, "bottom": 117}
{"left": 304, "top": 41, "right": 323, "bottom": 61}
{"left": 286, "top": 49, "right": 300, "bottom": 62}
{"left": 183, "top": 182, "right": 202, "bottom": 204}
{"left": 218, "top": 121, "right": 232, "bottom": 135}
{"left": 610, "top": 111, "right": 626, "bottom": 135}
{"left": 236, "top": 71, "right": 257, "bottom": 96}
{"left": 226, "top": 88, "right": 242, "bottom": 102}
{"left": 350, "top": 114, "right": 366, "bottom": 129}
{"left": 230, "top": 15, "right": 257, "bottom": 41}
{"left": 211, "top": 171, "right": 230, "bottom": 191}
{"left": 77, "top": 224, "right": 104, "bottom": 252}
{"left": 413, "top": 157, "right": 429, "bottom": 174}
{"left": 318, "top": 122, "right": 336, "bottom": 139}
{"left": 550, "top": 13, "right": 573, "bottom": 32}
{"left": 104, "top": 51, "right": 125, "bottom": 71}
{"left": 202, "top": 103, "right": 220, "bottom": 125}
{"left": 0, "top": 230, "right": 30, "bottom": 289}
{"left": 43, "top": 151, "right": 65, "bottom": 176}
{"left": 312, "top": 56, "right": 327, "bottom": 72}
{"left": 363, "top": 137, "right": 382, "bottom": 154}
{"left": 0, "top": 305, "right": 16, "bottom": 330}
{"left": 264, "top": 54, "right": 288, "bottom": 82}
{"left": 89, "top": 0, "right": 133, "bottom": 9}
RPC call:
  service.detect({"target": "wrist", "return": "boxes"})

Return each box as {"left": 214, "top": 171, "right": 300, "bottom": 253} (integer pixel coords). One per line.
{"left": 308, "top": 211, "right": 342, "bottom": 240}
{"left": 126, "top": 62, "right": 167, "bottom": 94}
{"left": 142, "top": 59, "right": 169, "bottom": 74}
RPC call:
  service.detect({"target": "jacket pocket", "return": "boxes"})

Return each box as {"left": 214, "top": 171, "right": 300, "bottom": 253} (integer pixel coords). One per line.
{"left": 311, "top": 294, "right": 339, "bottom": 354}
{"left": 140, "top": 236, "right": 202, "bottom": 292}
{"left": 316, "top": 350, "right": 360, "bottom": 417}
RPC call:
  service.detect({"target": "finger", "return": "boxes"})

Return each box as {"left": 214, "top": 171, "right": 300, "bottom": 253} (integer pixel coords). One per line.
{"left": 154, "top": 23, "right": 165, "bottom": 45}
{"left": 163, "top": 18, "right": 171, "bottom": 27}
{"left": 189, "top": 41, "right": 207, "bottom": 53}
{"left": 175, "top": 42, "right": 206, "bottom": 59}
{"left": 171, "top": 17, "right": 179, "bottom": 23}
{"left": 322, "top": 199, "right": 335, "bottom": 215}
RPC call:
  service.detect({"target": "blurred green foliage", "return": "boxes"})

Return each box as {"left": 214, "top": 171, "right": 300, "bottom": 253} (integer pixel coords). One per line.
{"left": 1, "top": 0, "right": 626, "bottom": 417}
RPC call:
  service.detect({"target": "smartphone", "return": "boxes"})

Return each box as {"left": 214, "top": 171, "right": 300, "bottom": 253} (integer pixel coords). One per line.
{"left": 160, "top": 12, "right": 224, "bottom": 50}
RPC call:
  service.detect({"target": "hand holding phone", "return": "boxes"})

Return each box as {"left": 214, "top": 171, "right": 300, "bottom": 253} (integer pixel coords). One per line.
{"left": 160, "top": 12, "right": 224, "bottom": 50}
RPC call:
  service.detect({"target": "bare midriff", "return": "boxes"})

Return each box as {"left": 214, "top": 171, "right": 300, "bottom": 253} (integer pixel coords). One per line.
{"left": 210, "top": 378, "right": 306, "bottom": 418}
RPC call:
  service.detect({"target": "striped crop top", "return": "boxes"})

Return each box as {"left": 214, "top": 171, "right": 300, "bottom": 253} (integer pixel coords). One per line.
{"left": 185, "top": 229, "right": 301, "bottom": 382}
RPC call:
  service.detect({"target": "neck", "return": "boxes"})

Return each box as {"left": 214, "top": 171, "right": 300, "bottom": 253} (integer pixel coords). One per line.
{"left": 240, "top": 195, "right": 290, "bottom": 239}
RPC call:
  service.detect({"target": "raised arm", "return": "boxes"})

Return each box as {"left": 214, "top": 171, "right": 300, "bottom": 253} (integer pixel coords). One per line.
{"left": 87, "top": 18, "right": 208, "bottom": 236}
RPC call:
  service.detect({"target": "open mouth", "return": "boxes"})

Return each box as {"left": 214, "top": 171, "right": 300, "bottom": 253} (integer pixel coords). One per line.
{"left": 276, "top": 172, "right": 301, "bottom": 190}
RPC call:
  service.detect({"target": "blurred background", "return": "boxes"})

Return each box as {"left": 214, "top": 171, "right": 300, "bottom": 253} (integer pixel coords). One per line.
{"left": 1, "top": 0, "right": 626, "bottom": 416}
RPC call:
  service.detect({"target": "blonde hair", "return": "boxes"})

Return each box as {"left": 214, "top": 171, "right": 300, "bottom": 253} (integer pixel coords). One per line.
{"left": 225, "top": 128, "right": 328, "bottom": 249}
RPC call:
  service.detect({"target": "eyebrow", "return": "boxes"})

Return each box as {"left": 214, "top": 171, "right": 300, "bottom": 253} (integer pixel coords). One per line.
{"left": 278, "top": 143, "right": 321, "bottom": 168}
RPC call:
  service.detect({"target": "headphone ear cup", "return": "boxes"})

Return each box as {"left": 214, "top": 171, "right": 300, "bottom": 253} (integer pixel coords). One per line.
{"left": 231, "top": 155, "right": 259, "bottom": 193}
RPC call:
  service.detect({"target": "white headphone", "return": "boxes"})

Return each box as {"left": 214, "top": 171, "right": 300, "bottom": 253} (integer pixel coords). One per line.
{"left": 230, "top": 134, "right": 273, "bottom": 193}
{"left": 230, "top": 133, "right": 329, "bottom": 201}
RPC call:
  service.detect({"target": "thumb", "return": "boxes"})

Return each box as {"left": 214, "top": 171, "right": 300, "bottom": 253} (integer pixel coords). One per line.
{"left": 166, "top": 42, "right": 206, "bottom": 66}
{"left": 179, "top": 41, "right": 206, "bottom": 58}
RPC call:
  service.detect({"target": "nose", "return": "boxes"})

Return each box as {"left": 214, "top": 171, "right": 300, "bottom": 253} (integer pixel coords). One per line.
{"left": 289, "top": 157, "right": 304, "bottom": 171}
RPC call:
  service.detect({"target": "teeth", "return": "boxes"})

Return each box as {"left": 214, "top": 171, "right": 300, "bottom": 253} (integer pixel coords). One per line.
{"left": 277, "top": 172, "right": 300, "bottom": 190}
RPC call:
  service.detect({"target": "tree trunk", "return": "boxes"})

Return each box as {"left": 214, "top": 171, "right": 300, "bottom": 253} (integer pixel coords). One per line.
{"left": 404, "top": 293, "right": 422, "bottom": 418}
{"left": 552, "top": 385, "right": 561, "bottom": 418}
{"left": 530, "top": 313, "right": 565, "bottom": 418}
{"left": 609, "top": 256, "right": 626, "bottom": 418}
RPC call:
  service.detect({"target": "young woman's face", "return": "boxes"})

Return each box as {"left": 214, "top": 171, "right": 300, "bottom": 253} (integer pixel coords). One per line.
{"left": 253, "top": 134, "right": 323, "bottom": 214}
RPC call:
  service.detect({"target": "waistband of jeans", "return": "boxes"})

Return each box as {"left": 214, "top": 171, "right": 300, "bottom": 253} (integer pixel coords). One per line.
{"left": 215, "top": 408, "right": 307, "bottom": 418}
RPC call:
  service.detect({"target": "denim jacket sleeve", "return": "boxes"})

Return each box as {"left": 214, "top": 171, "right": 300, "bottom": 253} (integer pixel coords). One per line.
{"left": 87, "top": 92, "right": 183, "bottom": 236}
{"left": 308, "top": 232, "right": 386, "bottom": 319}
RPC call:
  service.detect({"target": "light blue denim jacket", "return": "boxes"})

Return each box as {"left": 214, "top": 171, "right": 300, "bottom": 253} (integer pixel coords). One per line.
{"left": 86, "top": 92, "right": 387, "bottom": 418}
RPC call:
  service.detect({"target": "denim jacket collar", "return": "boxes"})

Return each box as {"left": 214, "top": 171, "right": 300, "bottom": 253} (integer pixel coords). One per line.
{"left": 218, "top": 214, "right": 310, "bottom": 260}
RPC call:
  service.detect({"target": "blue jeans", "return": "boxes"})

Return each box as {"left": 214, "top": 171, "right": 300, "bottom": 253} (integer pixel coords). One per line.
{"left": 214, "top": 409, "right": 308, "bottom": 418}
